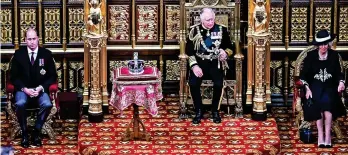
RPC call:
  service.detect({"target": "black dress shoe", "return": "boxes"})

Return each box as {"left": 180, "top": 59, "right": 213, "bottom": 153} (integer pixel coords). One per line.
{"left": 318, "top": 144, "right": 325, "bottom": 148}
{"left": 32, "top": 129, "right": 42, "bottom": 147}
{"left": 212, "top": 111, "right": 221, "bottom": 123}
{"left": 192, "top": 109, "right": 204, "bottom": 124}
{"left": 21, "top": 137, "right": 29, "bottom": 148}
{"left": 325, "top": 144, "right": 333, "bottom": 148}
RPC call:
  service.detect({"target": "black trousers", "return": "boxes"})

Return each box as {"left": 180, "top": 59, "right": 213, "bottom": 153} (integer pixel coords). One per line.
{"left": 189, "top": 59, "right": 223, "bottom": 112}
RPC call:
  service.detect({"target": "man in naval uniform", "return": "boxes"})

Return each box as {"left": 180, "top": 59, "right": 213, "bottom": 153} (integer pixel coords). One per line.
{"left": 186, "top": 8, "right": 234, "bottom": 124}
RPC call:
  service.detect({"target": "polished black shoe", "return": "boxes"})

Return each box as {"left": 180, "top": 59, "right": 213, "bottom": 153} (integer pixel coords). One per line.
{"left": 212, "top": 111, "right": 221, "bottom": 123}
{"left": 21, "top": 137, "right": 29, "bottom": 148}
{"left": 192, "top": 109, "right": 204, "bottom": 124}
{"left": 32, "top": 129, "right": 42, "bottom": 147}
{"left": 325, "top": 143, "right": 333, "bottom": 148}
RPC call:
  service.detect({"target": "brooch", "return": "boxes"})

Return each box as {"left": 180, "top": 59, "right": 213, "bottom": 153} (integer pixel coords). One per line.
{"left": 40, "top": 68, "right": 46, "bottom": 75}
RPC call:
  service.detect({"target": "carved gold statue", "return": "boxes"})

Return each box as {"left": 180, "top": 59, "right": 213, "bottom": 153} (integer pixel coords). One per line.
{"left": 250, "top": 0, "right": 269, "bottom": 34}
{"left": 87, "top": 0, "right": 103, "bottom": 35}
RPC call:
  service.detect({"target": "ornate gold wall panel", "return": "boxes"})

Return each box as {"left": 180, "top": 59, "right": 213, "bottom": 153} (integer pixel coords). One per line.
{"left": 0, "top": 9, "right": 12, "bottom": 44}
{"left": 69, "top": 61, "right": 84, "bottom": 94}
{"left": 291, "top": 7, "right": 307, "bottom": 42}
{"left": 137, "top": 5, "right": 158, "bottom": 41}
{"left": 44, "top": 8, "right": 61, "bottom": 43}
{"left": 108, "top": 5, "right": 130, "bottom": 41}
{"left": 339, "top": 7, "right": 348, "bottom": 42}
{"left": 215, "top": 14, "right": 229, "bottom": 28}
{"left": 55, "top": 62, "right": 63, "bottom": 91}
{"left": 270, "top": 61, "right": 282, "bottom": 94}
{"left": 315, "top": 7, "right": 331, "bottom": 33}
{"left": 270, "top": 7, "right": 283, "bottom": 42}
{"left": 68, "top": 8, "right": 84, "bottom": 43}
{"left": 165, "top": 60, "right": 180, "bottom": 81}
{"left": 165, "top": 5, "right": 180, "bottom": 41}
{"left": 20, "top": 8, "right": 37, "bottom": 43}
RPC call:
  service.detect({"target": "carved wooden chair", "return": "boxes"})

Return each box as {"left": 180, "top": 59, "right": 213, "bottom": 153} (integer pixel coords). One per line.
{"left": 6, "top": 57, "right": 59, "bottom": 140}
{"left": 180, "top": 1, "right": 243, "bottom": 118}
{"left": 293, "top": 45, "right": 346, "bottom": 139}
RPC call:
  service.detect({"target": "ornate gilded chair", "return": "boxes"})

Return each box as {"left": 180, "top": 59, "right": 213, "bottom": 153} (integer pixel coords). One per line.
{"left": 293, "top": 45, "right": 346, "bottom": 139}
{"left": 6, "top": 57, "right": 59, "bottom": 140}
{"left": 179, "top": 0, "right": 243, "bottom": 118}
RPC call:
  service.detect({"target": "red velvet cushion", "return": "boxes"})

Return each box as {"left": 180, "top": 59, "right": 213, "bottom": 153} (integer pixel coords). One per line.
{"left": 49, "top": 83, "right": 58, "bottom": 92}
{"left": 6, "top": 82, "right": 14, "bottom": 93}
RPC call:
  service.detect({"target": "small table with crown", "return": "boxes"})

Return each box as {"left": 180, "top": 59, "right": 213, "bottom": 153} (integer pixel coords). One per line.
{"left": 109, "top": 65, "right": 162, "bottom": 141}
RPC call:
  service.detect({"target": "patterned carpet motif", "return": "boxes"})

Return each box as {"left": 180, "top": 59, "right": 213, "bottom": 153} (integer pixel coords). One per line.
{"left": 78, "top": 102, "right": 281, "bottom": 155}
{"left": 273, "top": 107, "right": 348, "bottom": 155}
{"left": 0, "top": 114, "right": 78, "bottom": 155}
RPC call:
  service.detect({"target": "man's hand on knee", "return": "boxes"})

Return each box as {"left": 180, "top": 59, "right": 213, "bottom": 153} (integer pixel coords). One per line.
{"left": 23, "top": 88, "right": 36, "bottom": 97}
{"left": 192, "top": 65, "right": 203, "bottom": 78}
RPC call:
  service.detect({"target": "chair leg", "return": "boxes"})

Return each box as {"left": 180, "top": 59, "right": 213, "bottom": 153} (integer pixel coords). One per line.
{"left": 42, "top": 107, "right": 58, "bottom": 140}
{"left": 332, "top": 120, "right": 343, "bottom": 139}
{"left": 6, "top": 99, "right": 21, "bottom": 140}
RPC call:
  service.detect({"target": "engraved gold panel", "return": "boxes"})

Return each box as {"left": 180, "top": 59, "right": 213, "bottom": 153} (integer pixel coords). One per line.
{"left": 0, "top": 9, "right": 12, "bottom": 44}
{"left": 165, "top": 60, "right": 180, "bottom": 81}
{"left": 270, "top": 7, "right": 283, "bottom": 42}
{"left": 0, "top": 63, "right": 9, "bottom": 96}
{"left": 44, "top": 8, "right": 60, "bottom": 43}
{"left": 315, "top": 7, "right": 331, "bottom": 34}
{"left": 165, "top": 5, "right": 180, "bottom": 41}
{"left": 69, "top": 61, "right": 84, "bottom": 94}
{"left": 270, "top": 61, "right": 282, "bottom": 94}
{"left": 291, "top": 7, "right": 307, "bottom": 42}
{"left": 215, "top": 14, "right": 229, "bottom": 28}
{"left": 109, "top": 5, "right": 130, "bottom": 41}
{"left": 68, "top": 8, "right": 84, "bottom": 43}
{"left": 137, "top": 5, "right": 158, "bottom": 41}
{"left": 55, "top": 62, "right": 63, "bottom": 91}
{"left": 339, "top": 7, "right": 348, "bottom": 42}
{"left": 20, "top": 8, "right": 37, "bottom": 43}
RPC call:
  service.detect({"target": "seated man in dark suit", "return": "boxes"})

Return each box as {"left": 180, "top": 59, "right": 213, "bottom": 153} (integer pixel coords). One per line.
{"left": 10, "top": 28, "right": 57, "bottom": 148}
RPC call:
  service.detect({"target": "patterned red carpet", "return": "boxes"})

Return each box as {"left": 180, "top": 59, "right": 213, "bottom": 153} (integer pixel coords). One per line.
{"left": 274, "top": 107, "right": 348, "bottom": 155}
{"left": 78, "top": 101, "right": 280, "bottom": 155}
{"left": 1, "top": 100, "right": 347, "bottom": 155}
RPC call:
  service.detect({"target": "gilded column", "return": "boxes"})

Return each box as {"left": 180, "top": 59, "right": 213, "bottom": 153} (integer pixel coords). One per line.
{"left": 333, "top": 0, "right": 338, "bottom": 49}
{"left": 247, "top": 0, "right": 271, "bottom": 121}
{"left": 159, "top": 0, "right": 164, "bottom": 80}
{"left": 38, "top": 0, "right": 43, "bottom": 46}
{"left": 265, "top": 40, "right": 271, "bottom": 104}
{"left": 234, "top": 0, "right": 244, "bottom": 118}
{"left": 285, "top": 0, "right": 289, "bottom": 49}
{"left": 179, "top": 0, "right": 189, "bottom": 118}
{"left": 83, "top": 0, "right": 107, "bottom": 122}
{"left": 62, "top": 0, "right": 67, "bottom": 50}
{"left": 101, "top": 0, "right": 108, "bottom": 108}
{"left": 309, "top": 0, "right": 314, "bottom": 42}
{"left": 246, "top": 0, "right": 254, "bottom": 105}
{"left": 83, "top": 0, "right": 90, "bottom": 109}
{"left": 131, "top": 0, "right": 136, "bottom": 48}
{"left": 14, "top": 0, "right": 19, "bottom": 49}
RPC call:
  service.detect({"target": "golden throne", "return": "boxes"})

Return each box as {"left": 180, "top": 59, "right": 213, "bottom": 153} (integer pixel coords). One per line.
{"left": 6, "top": 57, "right": 59, "bottom": 140}
{"left": 293, "top": 46, "right": 346, "bottom": 139}
{"left": 179, "top": 0, "right": 243, "bottom": 118}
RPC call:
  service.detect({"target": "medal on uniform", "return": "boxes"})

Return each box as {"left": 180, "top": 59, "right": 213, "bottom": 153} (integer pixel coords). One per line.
{"left": 39, "top": 59, "right": 44, "bottom": 66}
{"left": 40, "top": 68, "right": 46, "bottom": 75}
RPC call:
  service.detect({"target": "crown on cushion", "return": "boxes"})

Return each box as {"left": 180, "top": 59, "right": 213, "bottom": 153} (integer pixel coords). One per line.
{"left": 128, "top": 52, "right": 145, "bottom": 74}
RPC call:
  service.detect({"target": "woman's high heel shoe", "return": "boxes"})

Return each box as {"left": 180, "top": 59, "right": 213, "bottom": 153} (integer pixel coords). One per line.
{"left": 318, "top": 142, "right": 325, "bottom": 148}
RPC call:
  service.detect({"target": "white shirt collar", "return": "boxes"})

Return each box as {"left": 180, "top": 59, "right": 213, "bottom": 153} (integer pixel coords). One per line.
{"left": 28, "top": 47, "right": 38, "bottom": 54}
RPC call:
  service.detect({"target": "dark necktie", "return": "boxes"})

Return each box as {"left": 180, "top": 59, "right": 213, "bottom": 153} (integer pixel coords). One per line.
{"left": 31, "top": 52, "right": 35, "bottom": 65}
